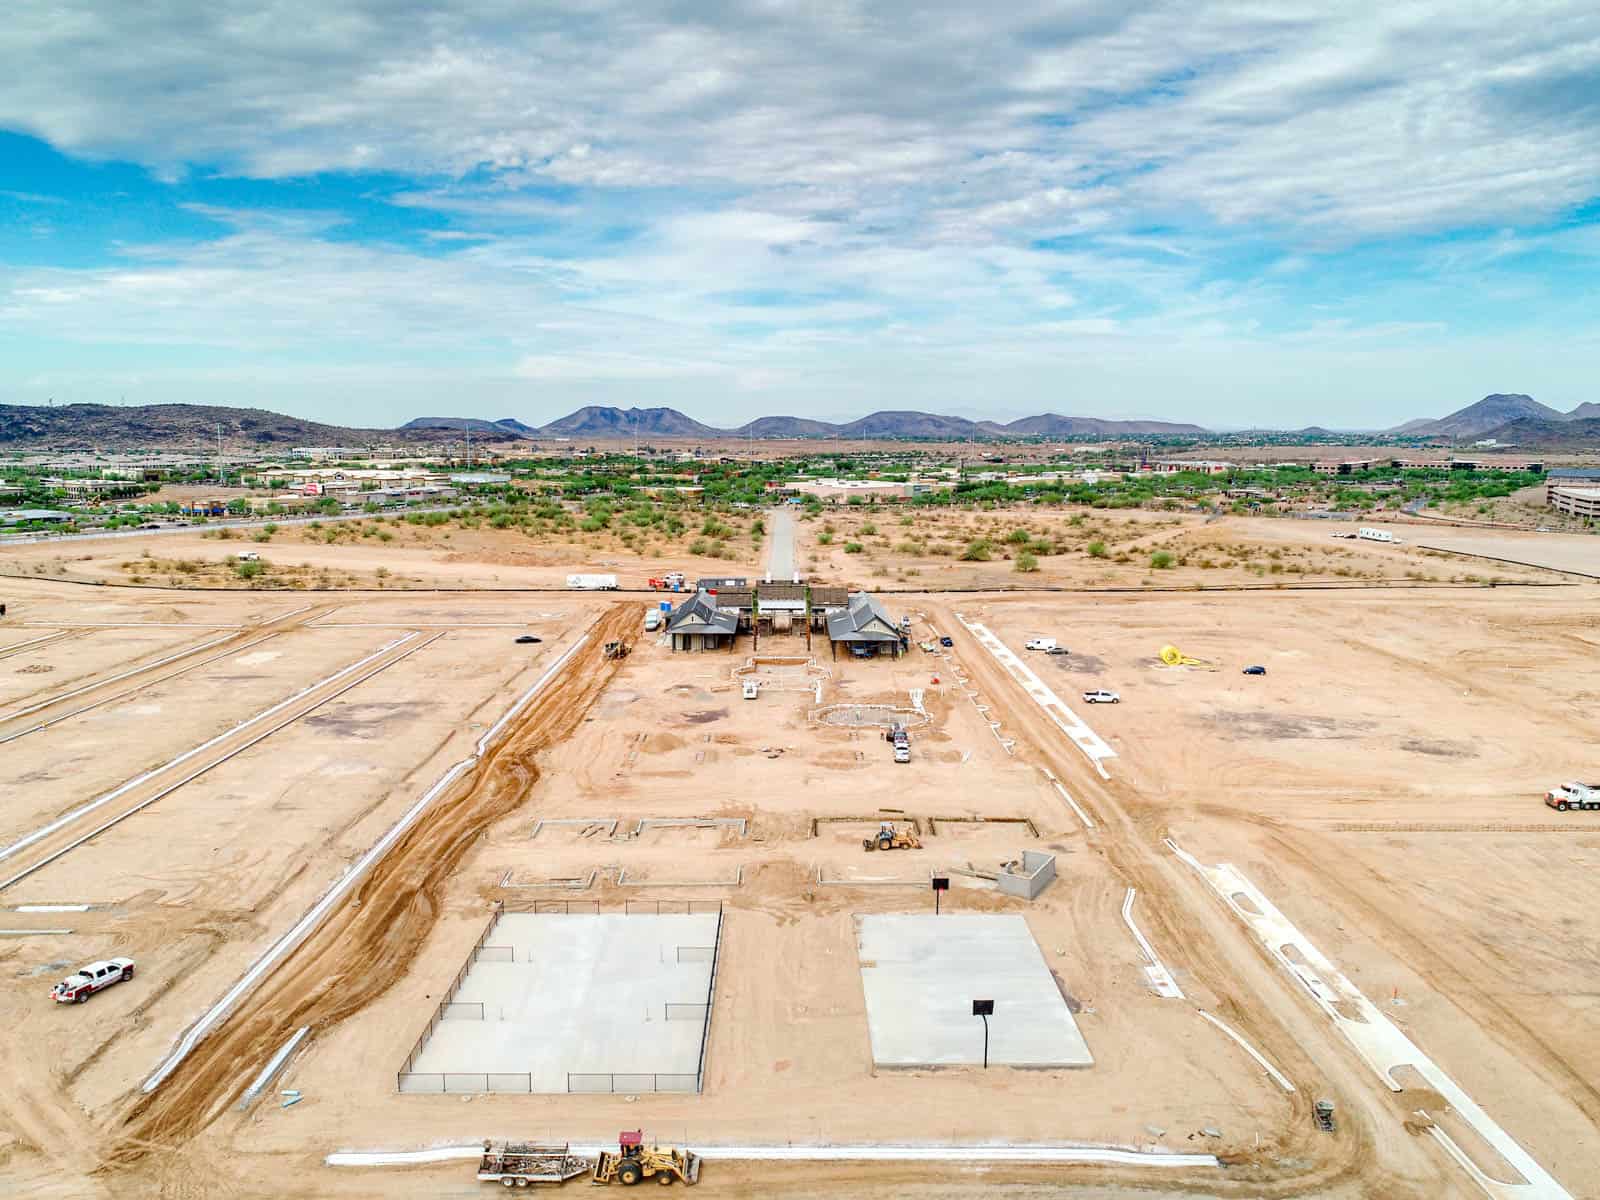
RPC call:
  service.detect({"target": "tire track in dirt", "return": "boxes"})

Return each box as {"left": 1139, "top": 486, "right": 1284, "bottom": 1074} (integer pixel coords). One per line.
{"left": 104, "top": 603, "right": 639, "bottom": 1169}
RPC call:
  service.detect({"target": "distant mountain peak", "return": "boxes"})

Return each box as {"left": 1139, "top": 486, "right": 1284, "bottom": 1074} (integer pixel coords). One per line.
{"left": 1391, "top": 393, "right": 1562, "bottom": 439}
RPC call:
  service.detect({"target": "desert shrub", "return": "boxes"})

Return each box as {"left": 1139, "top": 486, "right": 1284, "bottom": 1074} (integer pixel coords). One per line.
{"left": 1086, "top": 540, "right": 1108, "bottom": 558}
{"left": 1015, "top": 551, "right": 1039, "bottom": 573}
{"left": 688, "top": 539, "right": 710, "bottom": 556}
{"left": 844, "top": 541, "right": 864, "bottom": 554}
{"left": 1006, "top": 528, "right": 1030, "bottom": 545}
{"left": 1150, "top": 551, "right": 1175, "bottom": 569}
{"left": 961, "top": 538, "right": 993, "bottom": 562}
{"left": 817, "top": 532, "right": 834, "bottom": 545}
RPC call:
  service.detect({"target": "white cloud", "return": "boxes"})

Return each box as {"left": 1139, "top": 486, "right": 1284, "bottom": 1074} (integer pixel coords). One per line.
{"left": 1, "top": 2, "right": 1596, "bottom": 237}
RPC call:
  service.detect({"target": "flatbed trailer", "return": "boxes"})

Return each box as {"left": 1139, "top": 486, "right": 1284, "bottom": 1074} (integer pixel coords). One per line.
{"left": 477, "top": 1142, "right": 591, "bottom": 1187}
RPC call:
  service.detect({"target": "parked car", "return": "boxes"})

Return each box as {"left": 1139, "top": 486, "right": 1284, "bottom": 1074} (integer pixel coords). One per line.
{"left": 939, "top": 636, "right": 954, "bottom": 647}
{"left": 51, "top": 958, "right": 134, "bottom": 1004}
{"left": 1046, "top": 646, "right": 1070, "bottom": 655}
{"left": 1242, "top": 665, "right": 1266, "bottom": 675}
{"left": 1082, "top": 690, "right": 1120, "bottom": 704}
{"left": 515, "top": 634, "right": 542, "bottom": 644}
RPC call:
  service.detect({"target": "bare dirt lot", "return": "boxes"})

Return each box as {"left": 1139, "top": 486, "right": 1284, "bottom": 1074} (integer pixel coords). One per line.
{"left": 0, "top": 554, "right": 1595, "bottom": 1198}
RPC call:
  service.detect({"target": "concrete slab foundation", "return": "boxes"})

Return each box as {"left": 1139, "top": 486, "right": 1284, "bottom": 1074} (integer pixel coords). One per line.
{"left": 402, "top": 912, "right": 720, "bottom": 1094}
{"left": 855, "top": 914, "right": 1093, "bottom": 1068}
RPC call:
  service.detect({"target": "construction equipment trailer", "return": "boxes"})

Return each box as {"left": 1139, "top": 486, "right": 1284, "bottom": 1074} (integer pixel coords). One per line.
{"left": 591, "top": 1131, "right": 700, "bottom": 1186}
{"left": 477, "top": 1142, "right": 590, "bottom": 1187}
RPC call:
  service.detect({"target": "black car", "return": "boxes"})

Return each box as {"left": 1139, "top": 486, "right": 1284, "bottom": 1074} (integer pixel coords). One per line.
{"left": 1046, "top": 646, "right": 1070, "bottom": 655}
{"left": 939, "top": 636, "right": 954, "bottom": 647}
{"left": 515, "top": 634, "right": 542, "bottom": 644}
{"left": 1242, "top": 665, "right": 1266, "bottom": 675}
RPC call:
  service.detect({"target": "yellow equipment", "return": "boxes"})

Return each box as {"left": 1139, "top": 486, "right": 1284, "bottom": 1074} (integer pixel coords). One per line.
{"left": 591, "top": 1131, "right": 699, "bottom": 1186}
{"left": 863, "top": 821, "right": 922, "bottom": 852}
{"left": 1158, "top": 644, "right": 1212, "bottom": 668}
{"left": 603, "top": 640, "right": 632, "bottom": 661}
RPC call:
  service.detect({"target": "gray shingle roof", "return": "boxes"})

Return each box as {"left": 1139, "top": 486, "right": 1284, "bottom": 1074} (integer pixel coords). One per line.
{"left": 826, "top": 592, "right": 901, "bottom": 642}
{"left": 666, "top": 590, "right": 738, "bottom": 636}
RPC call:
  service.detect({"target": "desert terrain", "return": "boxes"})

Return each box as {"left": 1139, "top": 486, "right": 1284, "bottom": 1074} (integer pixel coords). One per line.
{"left": 0, "top": 510, "right": 1595, "bottom": 1198}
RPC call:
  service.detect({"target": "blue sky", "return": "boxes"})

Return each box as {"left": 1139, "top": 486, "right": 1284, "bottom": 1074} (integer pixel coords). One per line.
{"left": 2, "top": 1, "right": 1599, "bottom": 430}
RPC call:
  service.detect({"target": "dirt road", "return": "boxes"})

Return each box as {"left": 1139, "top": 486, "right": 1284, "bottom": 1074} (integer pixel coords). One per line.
{"left": 105, "top": 602, "right": 639, "bottom": 1174}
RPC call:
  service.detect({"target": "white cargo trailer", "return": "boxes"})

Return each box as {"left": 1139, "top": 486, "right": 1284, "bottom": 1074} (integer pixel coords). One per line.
{"left": 566, "top": 573, "right": 619, "bottom": 590}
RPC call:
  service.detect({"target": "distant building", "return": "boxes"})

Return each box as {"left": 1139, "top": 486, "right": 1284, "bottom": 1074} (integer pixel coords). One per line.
{"left": 1548, "top": 484, "right": 1600, "bottom": 518}
{"left": 1, "top": 508, "right": 74, "bottom": 525}
{"left": 1148, "top": 460, "right": 1233, "bottom": 476}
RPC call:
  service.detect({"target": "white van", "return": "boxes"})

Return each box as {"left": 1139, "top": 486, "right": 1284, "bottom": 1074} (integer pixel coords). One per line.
{"left": 1024, "top": 637, "right": 1057, "bottom": 651}
{"left": 742, "top": 679, "right": 760, "bottom": 700}
{"left": 644, "top": 609, "right": 662, "bottom": 632}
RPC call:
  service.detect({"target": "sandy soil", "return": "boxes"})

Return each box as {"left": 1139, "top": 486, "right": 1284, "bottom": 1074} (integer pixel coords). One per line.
{"left": 0, "top": 552, "right": 1595, "bottom": 1198}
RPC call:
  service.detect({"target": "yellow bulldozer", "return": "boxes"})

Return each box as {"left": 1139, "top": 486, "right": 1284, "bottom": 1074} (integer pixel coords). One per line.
{"left": 862, "top": 821, "right": 922, "bottom": 852}
{"left": 591, "top": 1131, "right": 700, "bottom": 1187}
{"left": 603, "top": 639, "right": 632, "bottom": 661}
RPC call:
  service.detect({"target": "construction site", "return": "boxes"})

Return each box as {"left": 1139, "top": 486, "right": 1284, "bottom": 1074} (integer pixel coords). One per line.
{"left": 0, "top": 513, "right": 1597, "bottom": 1199}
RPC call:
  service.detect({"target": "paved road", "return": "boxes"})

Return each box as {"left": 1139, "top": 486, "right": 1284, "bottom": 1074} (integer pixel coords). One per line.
{"left": 0, "top": 503, "right": 466, "bottom": 548}
{"left": 764, "top": 506, "right": 796, "bottom": 581}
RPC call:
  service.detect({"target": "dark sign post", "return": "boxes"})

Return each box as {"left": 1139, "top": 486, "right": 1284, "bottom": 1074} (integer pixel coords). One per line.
{"left": 972, "top": 999, "right": 994, "bottom": 1068}
{"left": 931, "top": 876, "right": 950, "bottom": 915}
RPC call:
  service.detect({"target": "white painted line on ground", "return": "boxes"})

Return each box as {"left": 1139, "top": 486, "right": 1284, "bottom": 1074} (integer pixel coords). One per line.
{"left": 1197, "top": 1010, "right": 1294, "bottom": 1093}
{"left": 0, "top": 631, "right": 238, "bottom": 722}
{"left": 1039, "top": 767, "right": 1095, "bottom": 830}
{"left": 0, "top": 633, "right": 444, "bottom": 894}
{"left": 1120, "top": 888, "right": 1184, "bottom": 999}
{"left": 955, "top": 616, "right": 1115, "bottom": 779}
{"left": 142, "top": 629, "right": 594, "bottom": 1095}
{"left": 309, "top": 623, "right": 535, "bottom": 628}
{"left": 238, "top": 1026, "right": 310, "bottom": 1109}
{"left": 327, "top": 1143, "right": 1220, "bottom": 1169}
{"left": 0, "top": 633, "right": 419, "bottom": 867}
{"left": 0, "top": 631, "right": 284, "bottom": 746}
{"left": 16, "top": 622, "right": 245, "bottom": 628}
{"left": 0, "top": 630, "right": 75, "bottom": 659}
{"left": 1168, "top": 838, "right": 1571, "bottom": 1200}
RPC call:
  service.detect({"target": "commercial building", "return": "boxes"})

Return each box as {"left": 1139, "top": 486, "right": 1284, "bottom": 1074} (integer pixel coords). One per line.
{"left": 1548, "top": 487, "right": 1600, "bottom": 519}
{"left": 1148, "top": 460, "right": 1234, "bottom": 476}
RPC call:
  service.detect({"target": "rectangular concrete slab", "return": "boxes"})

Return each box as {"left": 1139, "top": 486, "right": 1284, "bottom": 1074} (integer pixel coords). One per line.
{"left": 855, "top": 914, "right": 1093, "bottom": 1068}
{"left": 409, "top": 913, "right": 718, "bottom": 1092}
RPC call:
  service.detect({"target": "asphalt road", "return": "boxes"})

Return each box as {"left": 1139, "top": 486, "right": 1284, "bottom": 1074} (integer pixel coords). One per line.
{"left": 765, "top": 506, "right": 796, "bottom": 580}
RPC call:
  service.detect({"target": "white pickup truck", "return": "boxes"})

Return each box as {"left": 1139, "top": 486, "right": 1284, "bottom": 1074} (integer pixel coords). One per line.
{"left": 51, "top": 958, "right": 134, "bottom": 1004}
{"left": 1546, "top": 782, "right": 1600, "bottom": 812}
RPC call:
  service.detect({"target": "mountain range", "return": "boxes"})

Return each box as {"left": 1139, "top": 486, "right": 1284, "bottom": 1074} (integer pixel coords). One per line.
{"left": 1391, "top": 394, "right": 1598, "bottom": 440}
{"left": 530, "top": 405, "right": 1209, "bottom": 440}
{"left": 3, "top": 395, "right": 1595, "bottom": 450}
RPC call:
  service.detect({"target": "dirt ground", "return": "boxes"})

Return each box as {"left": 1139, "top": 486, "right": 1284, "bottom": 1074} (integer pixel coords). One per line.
{"left": 0, "top": 525, "right": 1596, "bottom": 1198}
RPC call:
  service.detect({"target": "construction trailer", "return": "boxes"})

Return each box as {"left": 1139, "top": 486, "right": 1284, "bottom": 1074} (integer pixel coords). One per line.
{"left": 476, "top": 1142, "right": 590, "bottom": 1187}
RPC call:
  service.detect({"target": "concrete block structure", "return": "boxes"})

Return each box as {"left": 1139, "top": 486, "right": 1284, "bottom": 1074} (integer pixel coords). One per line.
{"left": 996, "top": 851, "right": 1057, "bottom": 901}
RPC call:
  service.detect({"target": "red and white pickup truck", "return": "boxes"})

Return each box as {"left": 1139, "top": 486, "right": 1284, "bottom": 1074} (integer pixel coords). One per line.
{"left": 50, "top": 958, "right": 134, "bottom": 1004}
